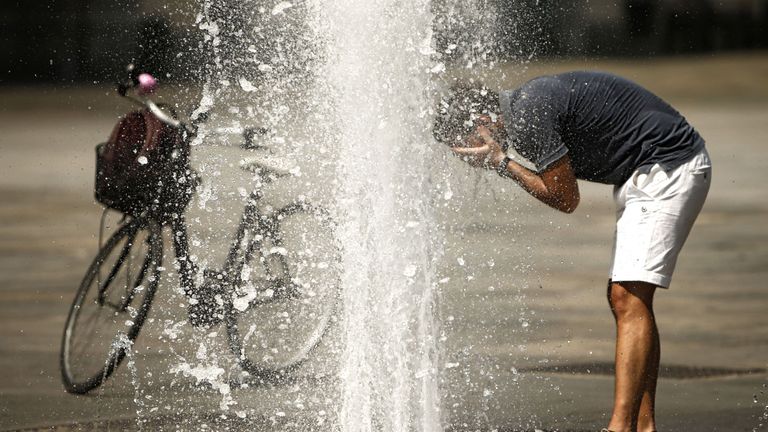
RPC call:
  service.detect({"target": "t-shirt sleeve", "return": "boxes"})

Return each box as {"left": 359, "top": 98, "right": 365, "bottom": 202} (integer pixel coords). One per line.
{"left": 504, "top": 80, "right": 568, "bottom": 172}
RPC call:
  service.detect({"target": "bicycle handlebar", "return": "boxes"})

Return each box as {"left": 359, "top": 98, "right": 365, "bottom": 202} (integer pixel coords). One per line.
{"left": 146, "top": 100, "right": 182, "bottom": 128}
{"left": 116, "top": 68, "right": 193, "bottom": 133}
{"left": 115, "top": 65, "right": 267, "bottom": 148}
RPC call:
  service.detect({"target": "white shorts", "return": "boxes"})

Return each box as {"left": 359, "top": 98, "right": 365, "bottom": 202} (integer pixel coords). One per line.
{"left": 609, "top": 148, "right": 712, "bottom": 288}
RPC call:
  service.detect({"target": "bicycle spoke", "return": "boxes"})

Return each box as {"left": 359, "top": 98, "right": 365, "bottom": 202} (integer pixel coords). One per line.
{"left": 61, "top": 218, "right": 162, "bottom": 394}
{"left": 97, "top": 232, "right": 137, "bottom": 305}
{"left": 225, "top": 203, "right": 339, "bottom": 376}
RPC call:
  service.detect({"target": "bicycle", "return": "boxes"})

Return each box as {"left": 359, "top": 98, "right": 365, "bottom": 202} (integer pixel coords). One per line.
{"left": 60, "top": 69, "right": 340, "bottom": 394}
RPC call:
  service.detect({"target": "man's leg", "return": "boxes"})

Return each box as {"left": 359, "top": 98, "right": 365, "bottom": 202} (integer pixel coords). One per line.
{"left": 606, "top": 281, "right": 659, "bottom": 432}
{"left": 637, "top": 321, "right": 660, "bottom": 432}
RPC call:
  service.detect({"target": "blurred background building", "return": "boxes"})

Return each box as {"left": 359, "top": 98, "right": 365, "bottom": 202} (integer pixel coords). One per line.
{"left": 1, "top": 0, "right": 197, "bottom": 83}
{"left": 521, "top": 0, "right": 768, "bottom": 56}
{"left": 2, "top": 0, "right": 767, "bottom": 84}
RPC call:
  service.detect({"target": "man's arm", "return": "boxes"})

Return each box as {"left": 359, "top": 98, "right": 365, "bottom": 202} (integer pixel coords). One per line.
{"left": 452, "top": 126, "right": 580, "bottom": 213}
{"left": 498, "top": 154, "right": 580, "bottom": 213}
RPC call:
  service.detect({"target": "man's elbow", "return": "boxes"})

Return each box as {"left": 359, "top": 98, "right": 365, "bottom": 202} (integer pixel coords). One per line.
{"left": 556, "top": 194, "right": 579, "bottom": 214}
{"left": 537, "top": 189, "right": 579, "bottom": 213}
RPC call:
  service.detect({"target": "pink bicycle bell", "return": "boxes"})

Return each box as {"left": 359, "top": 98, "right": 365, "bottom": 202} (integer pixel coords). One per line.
{"left": 137, "top": 73, "right": 158, "bottom": 96}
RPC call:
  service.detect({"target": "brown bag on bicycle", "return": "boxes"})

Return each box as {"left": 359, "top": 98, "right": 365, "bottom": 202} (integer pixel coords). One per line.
{"left": 95, "top": 108, "right": 194, "bottom": 222}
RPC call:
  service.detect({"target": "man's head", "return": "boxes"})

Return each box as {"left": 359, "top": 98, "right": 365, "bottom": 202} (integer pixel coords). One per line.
{"left": 433, "top": 83, "right": 504, "bottom": 147}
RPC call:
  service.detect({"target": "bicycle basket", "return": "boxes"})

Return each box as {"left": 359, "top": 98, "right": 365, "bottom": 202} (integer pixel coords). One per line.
{"left": 94, "top": 109, "right": 194, "bottom": 222}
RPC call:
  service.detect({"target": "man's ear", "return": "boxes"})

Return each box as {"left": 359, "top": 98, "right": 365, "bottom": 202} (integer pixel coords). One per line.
{"left": 488, "top": 119, "right": 507, "bottom": 151}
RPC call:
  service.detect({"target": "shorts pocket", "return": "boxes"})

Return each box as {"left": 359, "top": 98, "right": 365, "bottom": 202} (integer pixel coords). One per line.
{"left": 628, "top": 164, "right": 666, "bottom": 201}
{"left": 686, "top": 149, "right": 712, "bottom": 175}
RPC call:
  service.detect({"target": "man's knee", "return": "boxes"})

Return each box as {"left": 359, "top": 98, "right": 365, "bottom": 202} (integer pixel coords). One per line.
{"left": 608, "top": 281, "right": 657, "bottom": 318}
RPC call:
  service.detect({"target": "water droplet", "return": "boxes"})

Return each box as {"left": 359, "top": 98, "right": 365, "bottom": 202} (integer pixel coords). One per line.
{"left": 403, "top": 264, "right": 418, "bottom": 277}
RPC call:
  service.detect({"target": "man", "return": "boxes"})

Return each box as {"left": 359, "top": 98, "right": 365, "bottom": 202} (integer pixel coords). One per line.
{"left": 435, "top": 71, "right": 711, "bottom": 432}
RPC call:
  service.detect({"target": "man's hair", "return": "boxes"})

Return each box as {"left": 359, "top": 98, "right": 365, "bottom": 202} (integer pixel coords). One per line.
{"left": 433, "top": 83, "right": 500, "bottom": 146}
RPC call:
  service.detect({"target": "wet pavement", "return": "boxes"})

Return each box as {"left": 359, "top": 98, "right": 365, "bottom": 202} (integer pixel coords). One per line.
{"left": 1, "top": 55, "right": 768, "bottom": 431}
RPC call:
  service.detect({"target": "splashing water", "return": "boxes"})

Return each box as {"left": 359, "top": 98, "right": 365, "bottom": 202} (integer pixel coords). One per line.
{"left": 183, "top": 0, "right": 512, "bottom": 429}
{"left": 309, "top": 1, "right": 444, "bottom": 430}
{"left": 113, "top": 334, "right": 146, "bottom": 431}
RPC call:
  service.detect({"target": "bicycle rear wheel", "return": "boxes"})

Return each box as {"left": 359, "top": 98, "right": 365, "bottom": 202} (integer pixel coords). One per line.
{"left": 60, "top": 216, "right": 162, "bottom": 394}
{"left": 225, "top": 202, "right": 340, "bottom": 380}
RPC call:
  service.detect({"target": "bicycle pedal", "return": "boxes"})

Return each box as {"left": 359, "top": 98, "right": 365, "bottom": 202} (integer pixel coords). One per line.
{"left": 188, "top": 270, "right": 228, "bottom": 328}
{"left": 272, "top": 282, "right": 302, "bottom": 300}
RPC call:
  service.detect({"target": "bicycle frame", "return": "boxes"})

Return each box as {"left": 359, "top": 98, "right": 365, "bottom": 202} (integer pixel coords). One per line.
{"left": 61, "top": 68, "right": 336, "bottom": 394}
{"left": 170, "top": 187, "right": 270, "bottom": 302}
{"left": 117, "top": 70, "right": 276, "bottom": 304}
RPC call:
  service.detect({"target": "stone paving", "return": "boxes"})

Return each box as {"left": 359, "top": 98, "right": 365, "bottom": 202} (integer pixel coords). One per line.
{"left": 1, "top": 56, "right": 767, "bottom": 431}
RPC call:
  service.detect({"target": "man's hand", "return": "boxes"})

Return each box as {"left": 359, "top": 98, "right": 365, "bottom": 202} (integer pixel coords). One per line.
{"left": 450, "top": 123, "right": 580, "bottom": 213}
{"left": 450, "top": 125, "right": 506, "bottom": 169}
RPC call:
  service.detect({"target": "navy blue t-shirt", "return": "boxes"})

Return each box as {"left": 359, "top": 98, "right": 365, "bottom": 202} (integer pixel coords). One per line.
{"left": 499, "top": 71, "right": 705, "bottom": 185}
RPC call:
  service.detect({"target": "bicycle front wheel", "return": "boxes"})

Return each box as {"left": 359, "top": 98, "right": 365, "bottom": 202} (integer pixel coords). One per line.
{"left": 60, "top": 216, "right": 163, "bottom": 394}
{"left": 225, "top": 202, "right": 340, "bottom": 380}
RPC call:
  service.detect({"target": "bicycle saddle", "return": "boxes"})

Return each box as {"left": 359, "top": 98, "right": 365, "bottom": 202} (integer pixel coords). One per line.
{"left": 239, "top": 155, "right": 294, "bottom": 179}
